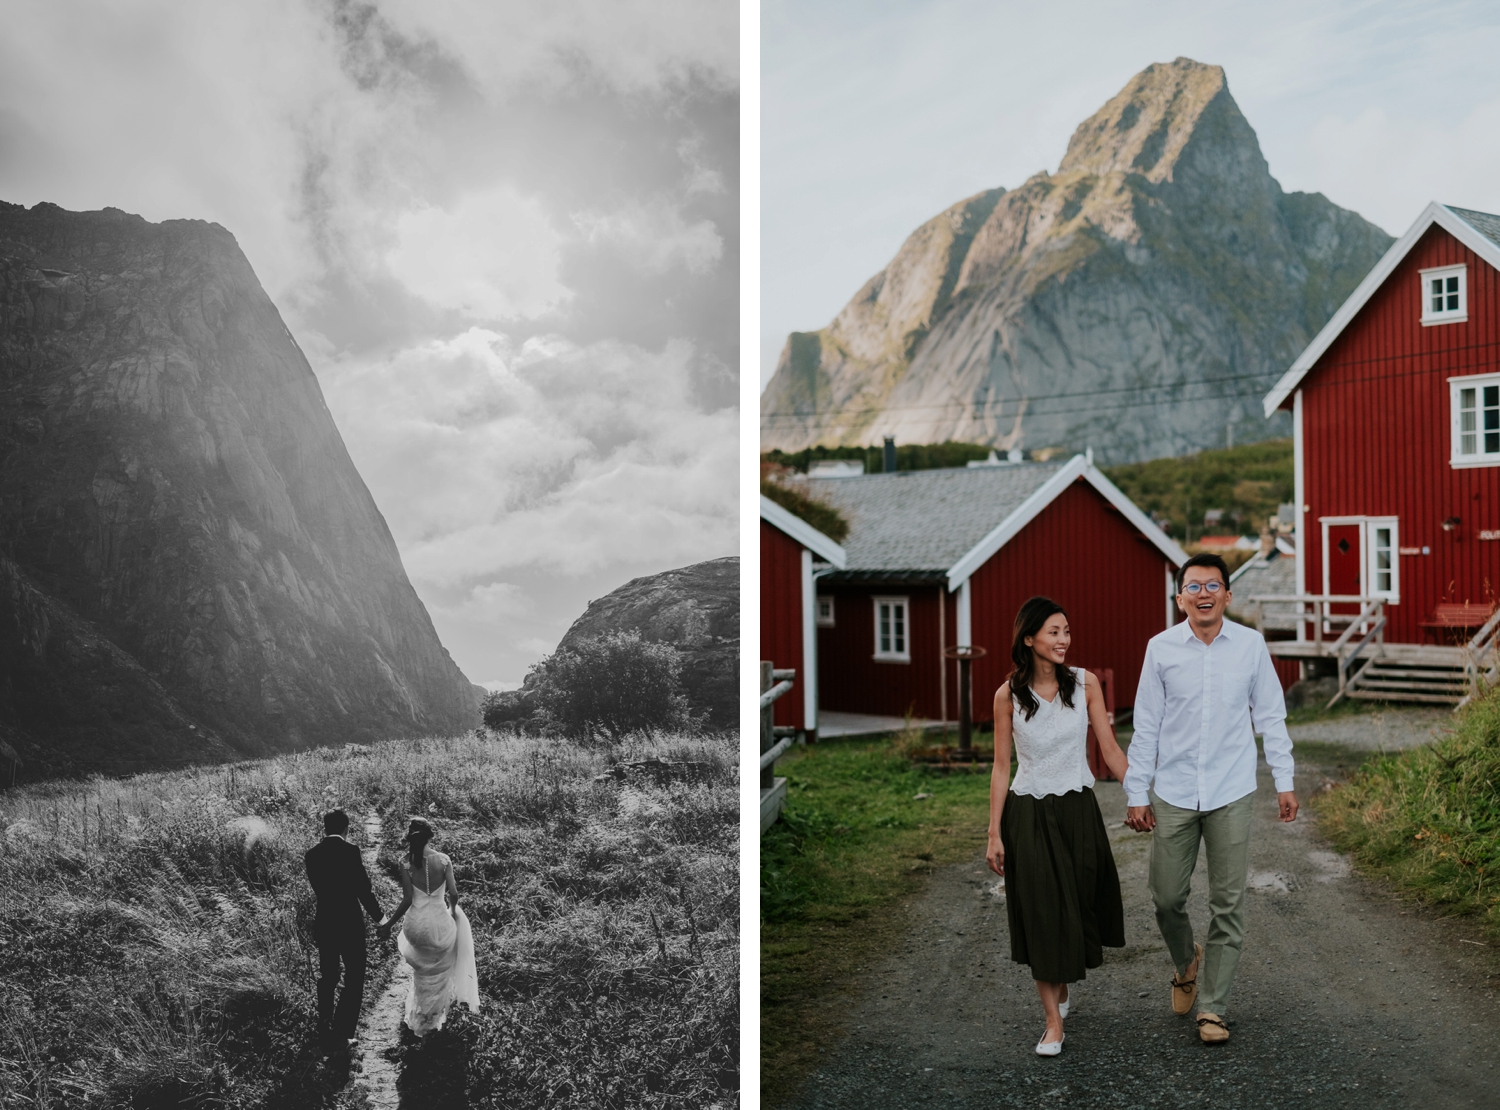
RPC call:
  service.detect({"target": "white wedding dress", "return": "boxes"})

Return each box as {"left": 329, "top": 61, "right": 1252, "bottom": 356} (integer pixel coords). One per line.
{"left": 398, "top": 850, "right": 480, "bottom": 1034}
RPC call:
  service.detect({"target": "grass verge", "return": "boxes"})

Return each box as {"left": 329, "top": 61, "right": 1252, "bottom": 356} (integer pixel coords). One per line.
{"left": 1313, "top": 686, "right": 1500, "bottom": 938}
{"left": 760, "top": 730, "right": 995, "bottom": 1107}
{"left": 0, "top": 731, "right": 737, "bottom": 1109}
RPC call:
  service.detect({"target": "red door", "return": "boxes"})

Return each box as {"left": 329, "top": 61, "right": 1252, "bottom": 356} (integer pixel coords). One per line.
{"left": 1326, "top": 523, "right": 1362, "bottom": 616}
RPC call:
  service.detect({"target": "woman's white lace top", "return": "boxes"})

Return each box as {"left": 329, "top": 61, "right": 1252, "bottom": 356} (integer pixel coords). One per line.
{"left": 1010, "top": 667, "right": 1095, "bottom": 798}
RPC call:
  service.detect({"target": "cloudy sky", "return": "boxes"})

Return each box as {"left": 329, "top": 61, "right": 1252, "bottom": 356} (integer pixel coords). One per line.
{"left": 763, "top": 0, "right": 1500, "bottom": 386}
{"left": 0, "top": 0, "right": 738, "bottom": 690}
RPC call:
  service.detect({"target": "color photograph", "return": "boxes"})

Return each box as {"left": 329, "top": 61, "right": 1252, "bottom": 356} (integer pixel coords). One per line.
{"left": 0, "top": 2, "right": 738, "bottom": 1107}
{"left": 758, "top": 3, "right": 1500, "bottom": 1107}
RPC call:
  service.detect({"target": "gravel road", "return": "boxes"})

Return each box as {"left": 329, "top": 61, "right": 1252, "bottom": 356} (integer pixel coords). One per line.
{"left": 781, "top": 751, "right": 1500, "bottom": 1110}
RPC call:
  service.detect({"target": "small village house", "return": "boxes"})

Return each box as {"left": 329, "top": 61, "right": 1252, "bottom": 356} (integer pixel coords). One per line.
{"left": 760, "top": 494, "right": 847, "bottom": 740}
{"left": 1259, "top": 201, "right": 1500, "bottom": 704}
{"left": 803, "top": 454, "right": 1188, "bottom": 728}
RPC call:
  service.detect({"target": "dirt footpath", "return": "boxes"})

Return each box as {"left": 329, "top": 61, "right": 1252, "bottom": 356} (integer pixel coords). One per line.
{"left": 782, "top": 752, "right": 1500, "bottom": 1110}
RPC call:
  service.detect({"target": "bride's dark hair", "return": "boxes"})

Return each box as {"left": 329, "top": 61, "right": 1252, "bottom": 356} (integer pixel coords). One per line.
{"left": 1007, "top": 596, "right": 1076, "bottom": 721}
{"left": 404, "top": 817, "right": 434, "bottom": 871}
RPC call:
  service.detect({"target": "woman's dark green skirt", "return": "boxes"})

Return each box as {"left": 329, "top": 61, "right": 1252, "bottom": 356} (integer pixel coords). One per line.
{"left": 999, "top": 787, "right": 1125, "bottom": 983}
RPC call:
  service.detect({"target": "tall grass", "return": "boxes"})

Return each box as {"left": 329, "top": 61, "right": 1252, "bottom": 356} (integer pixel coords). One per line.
{"left": 0, "top": 731, "right": 737, "bottom": 1109}
{"left": 1314, "top": 686, "right": 1500, "bottom": 936}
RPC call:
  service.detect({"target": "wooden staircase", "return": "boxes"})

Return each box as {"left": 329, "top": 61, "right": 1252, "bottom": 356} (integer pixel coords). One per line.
{"left": 1345, "top": 657, "right": 1472, "bottom": 705}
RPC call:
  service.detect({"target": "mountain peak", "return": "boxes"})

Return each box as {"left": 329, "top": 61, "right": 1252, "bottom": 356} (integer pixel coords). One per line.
{"left": 1058, "top": 58, "right": 1241, "bottom": 183}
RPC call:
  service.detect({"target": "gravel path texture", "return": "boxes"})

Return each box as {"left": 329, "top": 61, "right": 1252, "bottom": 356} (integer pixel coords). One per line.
{"left": 781, "top": 753, "right": 1500, "bottom": 1110}
{"left": 1286, "top": 706, "right": 1457, "bottom": 751}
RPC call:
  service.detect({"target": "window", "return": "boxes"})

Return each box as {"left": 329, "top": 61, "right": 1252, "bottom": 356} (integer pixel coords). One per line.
{"left": 1421, "top": 264, "right": 1467, "bottom": 325}
{"left": 872, "top": 596, "right": 910, "bottom": 661}
{"left": 816, "top": 596, "right": 835, "bottom": 627}
{"left": 1367, "top": 520, "right": 1397, "bottom": 598}
{"left": 1450, "top": 372, "right": 1500, "bottom": 468}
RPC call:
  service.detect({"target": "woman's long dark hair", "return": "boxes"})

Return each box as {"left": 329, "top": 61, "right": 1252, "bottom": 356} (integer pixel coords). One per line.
{"left": 405, "top": 817, "right": 434, "bottom": 872}
{"left": 1007, "top": 596, "right": 1076, "bottom": 721}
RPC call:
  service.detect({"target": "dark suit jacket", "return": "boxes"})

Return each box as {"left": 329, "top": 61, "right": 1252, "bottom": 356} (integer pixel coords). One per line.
{"left": 305, "top": 835, "right": 383, "bottom": 943}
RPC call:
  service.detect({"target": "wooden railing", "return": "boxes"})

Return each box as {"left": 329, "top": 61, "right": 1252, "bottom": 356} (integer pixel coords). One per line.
{"left": 760, "top": 662, "right": 796, "bottom": 833}
{"left": 1241, "top": 594, "right": 1386, "bottom": 654}
{"left": 1462, "top": 608, "right": 1500, "bottom": 708}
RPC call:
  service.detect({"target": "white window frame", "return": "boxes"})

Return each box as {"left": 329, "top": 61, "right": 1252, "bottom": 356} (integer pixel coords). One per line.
{"left": 872, "top": 596, "right": 910, "bottom": 662}
{"left": 816, "top": 595, "right": 835, "bottom": 628}
{"left": 1420, "top": 264, "right": 1467, "bottom": 325}
{"left": 1319, "top": 516, "right": 1400, "bottom": 603}
{"left": 1450, "top": 372, "right": 1500, "bottom": 468}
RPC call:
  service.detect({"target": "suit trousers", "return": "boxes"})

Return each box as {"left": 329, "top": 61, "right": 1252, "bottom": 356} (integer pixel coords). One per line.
{"left": 1148, "top": 790, "right": 1254, "bottom": 1016}
{"left": 316, "top": 928, "right": 367, "bottom": 1039}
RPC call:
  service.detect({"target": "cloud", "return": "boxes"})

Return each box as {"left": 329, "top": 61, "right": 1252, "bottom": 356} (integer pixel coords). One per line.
{"left": 573, "top": 200, "right": 724, "bottom": 276}
{"left": 319, "top": 327, "right": 737, "bottom": 589}
{"left": 388, "top": 186, "right": 570, "bottom": 319}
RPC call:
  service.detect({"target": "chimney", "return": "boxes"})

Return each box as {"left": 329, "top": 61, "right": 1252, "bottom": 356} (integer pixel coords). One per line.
{"left": 883, "top": 435, "right": 896, "bottom": 474}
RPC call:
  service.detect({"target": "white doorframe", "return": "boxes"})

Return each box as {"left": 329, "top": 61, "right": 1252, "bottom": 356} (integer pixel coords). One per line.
{"left": 1319, "top": 515, "right": 1401, "bottom": 603}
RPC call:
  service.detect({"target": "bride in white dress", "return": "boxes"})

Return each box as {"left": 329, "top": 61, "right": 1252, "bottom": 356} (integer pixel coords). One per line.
{"left": 377, "top": 817, "right": 480, "bottom": 1035}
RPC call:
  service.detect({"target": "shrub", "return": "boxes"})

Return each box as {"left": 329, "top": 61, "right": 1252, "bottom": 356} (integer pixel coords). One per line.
{"left": 531, "top": 631, "right": 691, "bottom": 743}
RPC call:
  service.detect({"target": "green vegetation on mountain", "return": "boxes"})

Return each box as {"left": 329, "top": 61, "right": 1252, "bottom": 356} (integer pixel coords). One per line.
{"left": 1101, "top": 438, "right": 1293, "bottom": 541}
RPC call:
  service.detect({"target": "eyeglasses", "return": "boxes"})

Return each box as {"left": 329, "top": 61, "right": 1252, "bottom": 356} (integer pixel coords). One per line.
{"left": 1181, "top": 581, "right": 1224, "bottom": 595}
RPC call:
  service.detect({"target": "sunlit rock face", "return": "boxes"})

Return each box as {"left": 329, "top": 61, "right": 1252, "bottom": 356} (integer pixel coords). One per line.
{"left": 0, "top": 201, "right": 481, "bottom": 775}
{"left": 760, "top": 58, "right": 1394, "bottom": 462}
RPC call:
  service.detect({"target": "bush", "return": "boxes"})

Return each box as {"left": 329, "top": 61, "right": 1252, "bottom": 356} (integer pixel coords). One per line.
{"left": 531, "top": 631, "right": 692, "bottom": 743}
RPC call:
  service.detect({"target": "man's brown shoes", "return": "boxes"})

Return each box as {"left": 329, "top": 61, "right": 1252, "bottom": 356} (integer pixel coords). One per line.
{"left": 1196, "top": 1013, "right": 1229, "bottom": 1044}
{"left": 1170, "top": 942, "right": 1202, "bottom": 1016}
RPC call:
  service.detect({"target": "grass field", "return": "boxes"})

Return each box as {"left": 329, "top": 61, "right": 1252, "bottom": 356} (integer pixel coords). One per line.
{"left": 1313, "top": 686, "right": 1500, "bottom": 939}
{"left": 0, "top": 731, "right": 737, "bottom": 1109}
{"left": 760, "top": 732, "right": 997, "bottom": 1106}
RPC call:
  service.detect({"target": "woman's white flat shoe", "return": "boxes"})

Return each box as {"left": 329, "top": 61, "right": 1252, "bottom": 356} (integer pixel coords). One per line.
{"left": 1035, "top": 1032, "right": 1065, "bottom": 1057}
{"left": 1058, "top": 989, "right": 1071, "bottom": 1019}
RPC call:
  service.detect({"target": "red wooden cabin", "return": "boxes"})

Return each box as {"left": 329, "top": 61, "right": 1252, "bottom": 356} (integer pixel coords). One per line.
{"left": 804, "top": 455, "right": 1187, "bottom": 727}
{"left": 760, "top": 495, "right": 847, "bottom": 739}
{"left": 1260, "top": 202, "right": 1500, "bottom": 704}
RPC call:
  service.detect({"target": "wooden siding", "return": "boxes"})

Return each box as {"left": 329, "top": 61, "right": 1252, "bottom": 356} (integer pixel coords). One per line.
{"left": 817, "top": 479, "right": 1173, "bottom": 722}
{"left": 967, "top": 479, "right": 1174, "bottom": 720}
{"left": 817, "top": 584, "right": 958, "bottom": 720}
{"left": 760, "top": 519, "right": 805, "bottom": 729}
{"left": 1295, "top": 224, "right": 1500, "bottom": 643}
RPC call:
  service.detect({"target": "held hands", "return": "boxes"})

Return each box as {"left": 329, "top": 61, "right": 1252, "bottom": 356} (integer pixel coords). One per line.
{"left": 1125, "top": 805, "right": 1156, "bottom": 832}
{"left": 1277, "top": 791, "right": 1299, "bottom": 822}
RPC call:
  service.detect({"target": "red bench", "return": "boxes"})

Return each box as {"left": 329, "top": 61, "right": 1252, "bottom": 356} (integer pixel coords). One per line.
{"left": 1421, "top": 602, "right": 1496, "bottom": 643}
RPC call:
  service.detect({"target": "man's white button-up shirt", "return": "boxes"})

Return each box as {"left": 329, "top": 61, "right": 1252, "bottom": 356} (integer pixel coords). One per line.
{"left": 1122, "top": 618, "right": 1295, "bottom": 811}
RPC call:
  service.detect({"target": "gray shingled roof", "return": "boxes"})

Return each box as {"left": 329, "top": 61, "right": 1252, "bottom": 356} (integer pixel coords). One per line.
{"left": 803, "top": 462, "right": 1067, "bottom": 574}
{"left": 1448, "top": 205, "right": 1500, "bottom": 250}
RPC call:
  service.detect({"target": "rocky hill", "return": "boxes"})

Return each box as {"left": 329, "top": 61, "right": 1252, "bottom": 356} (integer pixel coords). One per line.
{"left": 760, "top": 58, "right": 1394, "bottom": 463}
{"left": 0, "top": 202, "right": 482, "bottom": 776}
{"left": 487, "top": 557, "right": 739, "bottom": 733}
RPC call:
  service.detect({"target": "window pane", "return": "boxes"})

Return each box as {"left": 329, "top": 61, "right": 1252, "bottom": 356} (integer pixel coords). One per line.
{"left": 1485, "top": 385, "right": 1499, "bottom": 407}
{"left": 894, "top": 605, "right": 905, "bottom": 653}
{"left": 879, "top": 604, "right": 890, "bottom": 653}
{"left": 1447, "top": 276, "right": 1459, "bottom": 293}
{"left": 1488, "top": 430, "right": 1500, "bottom": 453}
{"left": 1448, "top": 292, "right": 1460, "bottom": 310}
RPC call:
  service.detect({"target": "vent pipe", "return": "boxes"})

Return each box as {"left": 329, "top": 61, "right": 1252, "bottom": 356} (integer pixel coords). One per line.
{"left": 883, "top": 435, "right": 896, "bottom": 474}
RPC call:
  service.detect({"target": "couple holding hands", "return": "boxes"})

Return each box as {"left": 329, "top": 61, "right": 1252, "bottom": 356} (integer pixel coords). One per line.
{"left": 987, "top": 552, "right": 1298, "bottom": 1055}
{"left": 304, "top": 813, "right": 480, "bottom": 1052}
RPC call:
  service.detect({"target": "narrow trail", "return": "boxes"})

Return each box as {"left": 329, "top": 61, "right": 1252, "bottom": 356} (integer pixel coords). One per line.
{"left": 341, "top": 812, "right": 472, "bottom": 1110}
{"left": 344, "top": 812, "right": 410, "bottom": 1110}
{"left": 781, "top": 749, "right": 1500, "bottom": 1109}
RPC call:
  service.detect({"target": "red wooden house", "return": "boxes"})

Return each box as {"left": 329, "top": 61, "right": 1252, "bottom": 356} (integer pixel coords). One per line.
{"left": 804, "top": 455, "right": 1187, "bottom": 727}
{"left": 1259, "top": 202, "right": 1500, "bottom": 704}
{"left": 760, "top": 494, "right": 847, "bottom": 739}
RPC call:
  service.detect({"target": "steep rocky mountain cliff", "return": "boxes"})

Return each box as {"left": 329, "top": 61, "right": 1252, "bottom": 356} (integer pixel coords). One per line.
{"left": 0, "top": 202, "right": 481, "bottom": 776}
{"left": 760, "top": 58, "right": 1394, "bottom": 463}
{"left": 487, "top": 557, "right": 738, "bottom": 733}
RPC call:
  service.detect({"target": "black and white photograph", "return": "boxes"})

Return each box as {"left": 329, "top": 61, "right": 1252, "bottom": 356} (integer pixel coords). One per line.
{"left": 0, "top": 1, "right": 738, "bottom": 1106}
{"left": 758, "top": 2, "right": 1500, "bottom": 1109}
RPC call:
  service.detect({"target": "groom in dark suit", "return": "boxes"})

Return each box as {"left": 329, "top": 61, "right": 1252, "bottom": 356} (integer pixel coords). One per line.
{"left": 305, "top": 808, "right": 384, "bottom": 1048}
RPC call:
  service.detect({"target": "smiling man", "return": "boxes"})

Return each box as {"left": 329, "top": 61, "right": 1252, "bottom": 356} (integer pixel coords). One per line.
{"left": 1122, "top": 552, "right": 1297, "bottom": 1045}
